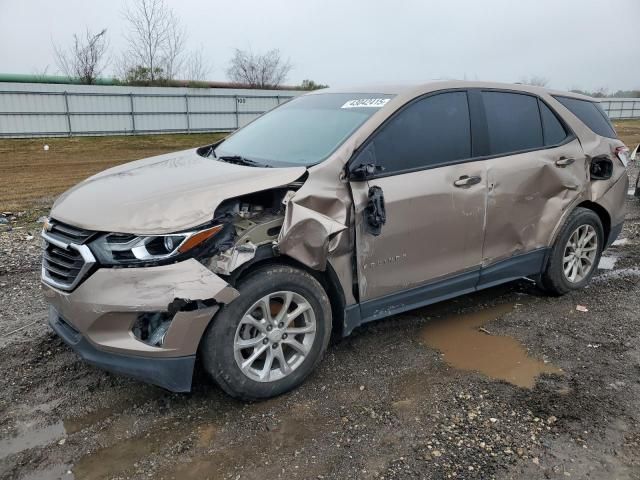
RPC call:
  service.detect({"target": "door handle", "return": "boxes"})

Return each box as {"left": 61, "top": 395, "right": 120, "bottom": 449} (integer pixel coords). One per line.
{"left": 453, "top": 175, "right": 482, "bottom": 187}
{"left": 555, "top": 157, "right": 575, "bottom": 167}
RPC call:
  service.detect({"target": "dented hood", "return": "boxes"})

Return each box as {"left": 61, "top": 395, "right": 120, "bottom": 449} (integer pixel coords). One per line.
{"left": 51, "top": 148, "right": 306, "bottom": 234}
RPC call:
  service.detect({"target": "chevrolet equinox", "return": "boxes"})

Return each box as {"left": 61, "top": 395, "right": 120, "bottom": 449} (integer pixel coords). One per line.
{"left": 42, "top": 81, "right": 630, "bottom": 399}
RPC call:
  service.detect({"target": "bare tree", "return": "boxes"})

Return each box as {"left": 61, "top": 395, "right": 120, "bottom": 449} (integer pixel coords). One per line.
{"left": 53, "top": 29, "right": 109, "bottom": 84}
{"left": 227, "top": 48, "right": 292, "bottom": 88}
{"left": 519, "top": 75, "right": 549, "bottom": 87}
{"left": 185, "top": 47, "right": 211, "bottom": 82}
{"left": 163, "top": 12, "right": 187, "bottom": 80}
{"left": 121, "top": 0, "right": 185, "bottom": 83}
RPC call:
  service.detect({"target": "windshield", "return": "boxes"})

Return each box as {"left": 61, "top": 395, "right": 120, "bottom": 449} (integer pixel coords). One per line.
{"left": 214, "top": 93, "right": 395, "bottom": 167}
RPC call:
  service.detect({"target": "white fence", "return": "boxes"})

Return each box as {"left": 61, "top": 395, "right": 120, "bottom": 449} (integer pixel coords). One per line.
{"left": 0, "top": 83, "right": 302, "bottom": 138}
{"left": 599, "top": 98, "right": 640, "bottom": 120}
{"left": 0, "top": 83, "right": 637, "bottom": 138}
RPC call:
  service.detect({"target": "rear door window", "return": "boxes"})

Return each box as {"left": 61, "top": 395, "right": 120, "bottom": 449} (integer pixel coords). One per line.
{"left": 358, "top": 91, "right": 472, "bottom": 174}
{"left": 482, "top": 91, "right": 543, "bottom": 155}
{"left": 552, "top": 96, "right": 617, "bottom": 138}
{"left": 539, "top": 101, "right": 568, "bottom": 146}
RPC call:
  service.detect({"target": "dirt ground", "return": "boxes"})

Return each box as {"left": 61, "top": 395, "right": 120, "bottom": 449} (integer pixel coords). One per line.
{"left": 0, "top": 133, "right": 225, "bottom": 211}
{"left": 1, "top": 120, "right": 639, "bottom": 212}
{"left": 0, "top": 127, "right": 639, "bottom": 479}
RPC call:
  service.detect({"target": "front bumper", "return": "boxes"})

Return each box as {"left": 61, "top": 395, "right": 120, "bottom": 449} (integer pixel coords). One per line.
{"left": 42, "top": 258, "right": 239, "bottom": 392}
{"left": 49, "top": 307, "right": 196, "bottom": 392}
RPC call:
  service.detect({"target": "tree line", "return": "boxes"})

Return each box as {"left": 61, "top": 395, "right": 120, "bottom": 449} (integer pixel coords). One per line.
{"left": 53, "top": 0, "right": 328, "bottom": 90}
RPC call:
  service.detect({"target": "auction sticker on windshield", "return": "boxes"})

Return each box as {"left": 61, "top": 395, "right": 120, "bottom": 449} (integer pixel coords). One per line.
{"left": 341, "top": 98, "right": 390, "bottom": 108}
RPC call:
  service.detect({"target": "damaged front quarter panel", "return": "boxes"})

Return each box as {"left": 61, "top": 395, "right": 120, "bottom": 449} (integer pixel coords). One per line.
{"left": 277, "top": 193, "right": 348, "bottom": 271}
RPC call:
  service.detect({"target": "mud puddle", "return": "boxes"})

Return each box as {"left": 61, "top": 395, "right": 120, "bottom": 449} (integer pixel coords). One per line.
{"left": 0, "top": 420, "right": 65, "bottom": 460}
{"left": 420, "top": 303, "right": 562, "bottom": 388}
{"left": 159, "top": 409, "right": 332, "bottom": 479}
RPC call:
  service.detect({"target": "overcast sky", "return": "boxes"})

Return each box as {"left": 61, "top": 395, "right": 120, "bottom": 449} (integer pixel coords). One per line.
{"left": 1, "top": 0, "right": 638, "bottom": 92}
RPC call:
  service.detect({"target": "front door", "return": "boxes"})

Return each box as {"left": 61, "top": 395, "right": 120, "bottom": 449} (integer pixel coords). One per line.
{"left": 349, "top": 91, "right": 488, "bottom": 303}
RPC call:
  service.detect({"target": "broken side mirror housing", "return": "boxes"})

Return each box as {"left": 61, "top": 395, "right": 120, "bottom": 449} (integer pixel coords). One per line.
{"left": 590, "top": 156, "right": 613, "bottom": 181}
{"left": 365, "top": 185, "right": 386, "bottom": 236}
{"left": 349, "top": 142, "right": 384, "bottom": 181}
{"left": 350, "top": 163, "right": 384, "bottom": 181}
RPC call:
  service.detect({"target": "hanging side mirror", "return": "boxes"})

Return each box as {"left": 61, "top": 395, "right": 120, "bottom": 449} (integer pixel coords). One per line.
{"left": 365, "top": 186, "right": 386, "bottom": 236}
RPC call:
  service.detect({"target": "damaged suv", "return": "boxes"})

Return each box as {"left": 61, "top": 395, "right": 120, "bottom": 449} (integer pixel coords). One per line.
{"left": 42, "top": 82, "right": 630, "bottom": 400}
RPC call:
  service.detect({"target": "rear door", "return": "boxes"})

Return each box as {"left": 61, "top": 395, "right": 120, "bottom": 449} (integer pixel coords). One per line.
{"left": 349, "top": 91, "right": 488, "bottom": 302}
{"left": 478, "top": 90, "right": 585, "bottom": 285}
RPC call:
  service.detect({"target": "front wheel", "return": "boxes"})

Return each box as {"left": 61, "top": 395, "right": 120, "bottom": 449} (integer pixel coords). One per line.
{"left": 540, "top": 207, "right": 604, "bottom": 295}
{"left": 200, "top": 264, "right": 332, "bottom": 400}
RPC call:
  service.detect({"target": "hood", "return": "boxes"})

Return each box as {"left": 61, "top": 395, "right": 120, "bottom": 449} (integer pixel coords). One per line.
{"left": 51, "top": 148, "right": 306, "bottom": 234}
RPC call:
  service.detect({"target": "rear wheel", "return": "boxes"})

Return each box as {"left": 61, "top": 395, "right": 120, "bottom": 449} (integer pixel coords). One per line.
{"left": 540, "top": 207, "right": 604, "bottom": 295}
{"left": 201, "top": 264, "right": 332, "bottom": 400}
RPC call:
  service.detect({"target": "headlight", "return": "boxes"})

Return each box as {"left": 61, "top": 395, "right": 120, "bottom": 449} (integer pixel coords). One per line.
{"left": 90, "top": 225, "right": 223, "bottom": 265}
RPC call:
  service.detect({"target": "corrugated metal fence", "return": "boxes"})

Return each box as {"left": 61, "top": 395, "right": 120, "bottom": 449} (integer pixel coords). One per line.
{"left": 0, "top": 82, "right": 301, "bottom": 138}
{"left": 0, "top": 83, "right": 638, "bottom": 138}
{"left": 599, "top": 98, "right": 640, "bottom": 120}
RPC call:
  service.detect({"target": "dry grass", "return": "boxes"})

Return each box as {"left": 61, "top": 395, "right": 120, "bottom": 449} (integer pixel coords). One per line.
{"left": 1, "top": 119, "right": 639, "bottom": 211}
{"left": 614, "top": 119, "right": 640, "bottom": 149}
{"left": 0, "top": 133, "right": 227, "bottom": 211}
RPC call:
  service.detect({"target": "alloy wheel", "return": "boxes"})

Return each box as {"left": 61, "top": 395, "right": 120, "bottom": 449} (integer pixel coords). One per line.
{"left": 562, "top": 224, "right": 598, "bottom": 283}
{"left": 233, "top": 291, "right": 316, "bottom": 382}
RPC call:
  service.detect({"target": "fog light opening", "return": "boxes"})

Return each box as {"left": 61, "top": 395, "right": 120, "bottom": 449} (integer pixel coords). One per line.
{"left": 132, "top": 312, "right": 173, "bottom": 347}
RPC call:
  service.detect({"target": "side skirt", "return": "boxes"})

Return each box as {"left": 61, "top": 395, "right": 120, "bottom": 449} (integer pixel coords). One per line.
{"left": 343, "top": 248, "right": 549, "bottom": 336}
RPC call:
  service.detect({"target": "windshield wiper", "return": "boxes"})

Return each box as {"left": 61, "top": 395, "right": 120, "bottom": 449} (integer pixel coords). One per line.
{"left": 217, "top": 155, "right": 270, "bottom": 168}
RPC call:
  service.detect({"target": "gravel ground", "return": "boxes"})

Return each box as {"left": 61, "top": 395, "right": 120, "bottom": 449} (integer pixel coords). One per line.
{"left": 0, "top": 178, "right": 639, "bottom": 480}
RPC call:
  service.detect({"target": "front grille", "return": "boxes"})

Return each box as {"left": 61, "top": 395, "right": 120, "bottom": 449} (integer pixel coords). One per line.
{"left": 47, "top": 219, "right": 95, "bottom": 244}
{"left": 43, "top": 244, "right": 85, "bottom": 283}
{"left": 41, "top": 218, "right": 97, "bottom": 291}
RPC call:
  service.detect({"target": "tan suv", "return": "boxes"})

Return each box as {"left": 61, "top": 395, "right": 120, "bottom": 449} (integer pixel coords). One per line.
{"left": 42, "top": 81, "right": 630, "bottom": 399}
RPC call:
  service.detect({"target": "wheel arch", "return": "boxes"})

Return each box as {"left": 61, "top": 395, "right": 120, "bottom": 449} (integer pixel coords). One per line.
{"left": 549, "top": 200, "right": 611, "bottom": 249}
{"left": 574, "top": 200, "right": 611, "bottom": 243}
{"left": 227, "top": 247, "right": 347, "bottom": 338}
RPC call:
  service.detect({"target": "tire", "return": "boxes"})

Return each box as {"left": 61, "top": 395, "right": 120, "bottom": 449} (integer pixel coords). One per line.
{"left": 540, "top": 207, "right": 604, "bottom": 296}
{"left": 200, "top": 264, "right": 332, "bottom": 400}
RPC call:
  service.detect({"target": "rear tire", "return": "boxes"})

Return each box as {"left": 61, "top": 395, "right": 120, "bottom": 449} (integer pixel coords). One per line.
{"left": 540, "top": 207, "right": 604, "bottom": 295}
{"left": 201, "top": 264, "right": 332, "bottom": 400}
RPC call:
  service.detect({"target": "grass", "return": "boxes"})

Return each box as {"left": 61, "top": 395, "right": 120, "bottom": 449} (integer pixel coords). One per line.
{"left": 614, "top": 119, "right": 640, "bottom": 149}
{"left": 0, "top": 133, "right": 227, "bottom": 211}
{"left": 1, "top": 119, "right": 639, "bottom": 212}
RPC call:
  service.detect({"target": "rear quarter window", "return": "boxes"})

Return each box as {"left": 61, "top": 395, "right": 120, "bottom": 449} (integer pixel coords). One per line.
{"left": 552, "top": 96, "right": 617, "bottom": 139}
{"left": 482, "top": 91, "right": 543, "bottom": 155}
{"left": 539, "top": 101, "right": 569, "bottom": 146}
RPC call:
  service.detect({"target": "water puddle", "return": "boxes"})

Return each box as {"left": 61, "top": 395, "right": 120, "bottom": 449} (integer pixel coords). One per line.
{"left": 0, "top": 420, "right": 65, "bottom": 460}
{"left": 63, "top": 406, "right": 116, "bottom": 435}
{"left": 71, "top": 415, "right": 193, "bottom": 480}
{"left": 420, "top": 303, "right": 562, "bottom": 388}
{"left": 159, "top": 414, "right": 330, "bottom": 480}
{"left": 20, "top": 464, "right": 73, "bottom": 480}
{"left": 598, "top": 255, "right": 618, "bottom": 270}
